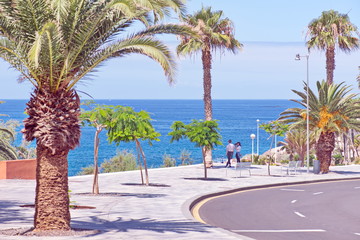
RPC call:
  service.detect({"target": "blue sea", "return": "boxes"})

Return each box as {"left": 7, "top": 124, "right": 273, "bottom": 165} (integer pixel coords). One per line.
{"left": 0, "top": 99, "right": 298, "bottom": 176}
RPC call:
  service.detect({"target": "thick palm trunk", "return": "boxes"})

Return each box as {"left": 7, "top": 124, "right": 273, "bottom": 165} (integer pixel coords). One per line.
{"left": 34, "top": 144, "right": 70, "bottom": 230}
{"left": 23, "top": 87, "right": 80, "bottom": 231}
{"left": 202, "top": 45, "right": 213, "bottom": 167}
{"left": 316, "top": 131, "right": 335, "bottom": 173}
{"left": 326, "top": 47, "right": 335, "bottom": 85}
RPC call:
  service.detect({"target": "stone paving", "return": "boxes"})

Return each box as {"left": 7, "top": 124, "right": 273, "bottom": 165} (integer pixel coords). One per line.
{"left": 1, "top": 163, "right": 360, "bottom": 240}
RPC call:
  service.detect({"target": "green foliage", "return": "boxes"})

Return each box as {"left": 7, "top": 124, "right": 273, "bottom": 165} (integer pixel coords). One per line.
{"left": 177, "top": 6, "right": 242, "bottom": 57}
{"left": 78, "top": 165, "right": 95, "bottom": 175}
{"left": 0, "top": 120, "right": 19, "bottom": 160}
{"left": 101, "top": 150, "right": 137, "bottom": 173}
{"left": 80, "top": 103, "right": 113, "bottom": 128}
{"left": 169, "top": 120, "right": 222, "bottom": 149}
{"left": 260, "top": 120, "right": 289, "bottom": 137}
{"left": 105, "top": 106, "right": 160, "bottom": 145}
{"left": 162, "top": 153, "right": 176, "bottom": 167}
{"left": 179, "top": 149, "right": 193, "bottom": 165}
{"left": 169, "top": 119, "right": 222, "bottom": 178}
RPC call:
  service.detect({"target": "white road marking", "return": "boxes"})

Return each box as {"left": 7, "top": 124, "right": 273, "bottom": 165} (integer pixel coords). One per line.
{"left": 354, "top": 233, "right": 360, "bottom": 236}
{"left": 280, "top": 188, "right": 305, "bottom": 192}
{"left": 294, "top": 211, "right": 306, "bottom": 218}
{"left": 291, "top": 200, "right": 297, "bottom": 204}
{"left": 233, "top": 229, "right": 326, "bottom": 233}
{"left": 354, "top": 187, "right": 360, "bottom": 189}
{"left": 313, "top": 192, "right": 323, "bottom": 195}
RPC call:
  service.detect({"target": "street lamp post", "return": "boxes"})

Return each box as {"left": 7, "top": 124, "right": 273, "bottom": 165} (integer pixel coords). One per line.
{"left": 295, "top": 53, "right": 310, "bottom": 174}
{"left": 256, "top": 119, "right": 260, "bottom": 155}
{"left": 250, "top": 134, "right": 256, "bottom": 163}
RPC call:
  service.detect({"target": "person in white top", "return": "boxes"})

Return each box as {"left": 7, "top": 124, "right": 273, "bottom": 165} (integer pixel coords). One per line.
{"left": 225, "top": 139, "right": 235, "bottom": 168}
{"left": 235, "top": 142, "right": 242, "bottom": 162}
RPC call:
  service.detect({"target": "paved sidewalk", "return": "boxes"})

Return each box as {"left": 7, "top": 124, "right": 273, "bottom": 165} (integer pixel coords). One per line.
{"left": 1, "top": 163, "right": 360, "bottom": 239}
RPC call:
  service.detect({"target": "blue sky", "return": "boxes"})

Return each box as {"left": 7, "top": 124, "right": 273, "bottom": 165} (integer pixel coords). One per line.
{"left": 1, "top": 0, "right": 359, "bottom": 99}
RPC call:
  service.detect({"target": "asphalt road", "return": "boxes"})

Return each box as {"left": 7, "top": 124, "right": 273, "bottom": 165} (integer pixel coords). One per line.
{"left": 197, "top": 179, "right": 360, "bottom": 240}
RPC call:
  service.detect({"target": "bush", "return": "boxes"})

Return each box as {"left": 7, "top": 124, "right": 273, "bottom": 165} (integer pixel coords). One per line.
{"left": 162, "top": 153, "right": 176, "bottom": 167}
{"left": 101, "top": 150, "right": 137, "bottom": 173}
{"left": 78, "top": 165, "right": 95, "bottom": 175}
{"left": 179, "top": 149, "right": 193, "bottom": 165}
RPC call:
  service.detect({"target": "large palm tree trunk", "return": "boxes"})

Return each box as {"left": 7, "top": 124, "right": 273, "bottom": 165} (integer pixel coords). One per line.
{"left": 34, "top": 144, "right": 71, "bottom": 230}
{"left": 202, "top": 45, "right": 213, "bottom": 167}
{"left": 316, "top": 131, "right": 335, "bottom": 173}
{"left": 23, "top": 87, "right": 80, "bottom": 231}
{"left": 326, "top": 46, "right": 335, "bottom": 85}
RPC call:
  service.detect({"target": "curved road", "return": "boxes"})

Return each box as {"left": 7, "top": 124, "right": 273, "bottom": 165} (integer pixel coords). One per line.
{"left": 195, "top": 179, "right": 360, "bottom": 240}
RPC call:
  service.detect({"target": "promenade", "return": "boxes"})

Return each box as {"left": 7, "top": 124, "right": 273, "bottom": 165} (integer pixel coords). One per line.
{"left": 1, "top": 163, "right": 360, "bottom": 240}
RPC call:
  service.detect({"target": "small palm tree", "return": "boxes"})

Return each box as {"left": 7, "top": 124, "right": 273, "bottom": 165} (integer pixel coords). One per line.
{"left": 307, "top": 10, "right": 359, "bottom": 85}
{"left": 279, "top": 128, "right": 316, "bottom": 166}
{"left": 177, "top": 6, "right": 242, "bottom": 165}
{"left": 0, "top": 0, "right": 190, "bottom": 231}
{"left": 280, "top": 80, "right": 360, "bottom": 173}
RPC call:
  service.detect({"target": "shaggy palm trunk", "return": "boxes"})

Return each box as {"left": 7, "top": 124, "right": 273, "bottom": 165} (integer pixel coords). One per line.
{"left": 326, "top": 47, "right": 335, "bottom": 85}
{"left": 202, "top": 44, "right": 213, "bottom": 167}
{"left": 23, "top": 87, "right": 80, "bottom": 231}
{"left": 316, "top": 131, "right": 335, "bottom": 174}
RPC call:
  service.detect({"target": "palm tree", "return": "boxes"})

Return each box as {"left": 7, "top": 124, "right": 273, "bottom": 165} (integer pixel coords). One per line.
{"left": 0, "top": 0, "right": 190, "bottom": 231}
{"left": 279, "top": 128, "right": 316, "bottom": 167}
{"left": 280, "top": 80, "right": 360, "bottom": 173}
{"left": 177, "top": 6, "right": 242, "bottom": 165}
{"left": 307, "top": 10, "right": 359, "bottom": 85}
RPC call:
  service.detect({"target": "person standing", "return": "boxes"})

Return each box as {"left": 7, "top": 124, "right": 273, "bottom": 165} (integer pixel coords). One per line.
{"left": 235, "top": 142, "right": 242, "bottom": 162}
{"left": 225, "top": 139, "right": 235, "bottom": 168}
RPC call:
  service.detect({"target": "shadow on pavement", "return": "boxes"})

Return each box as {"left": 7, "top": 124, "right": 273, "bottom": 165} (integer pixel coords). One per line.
{"left": 183, "top": 177, "right": 228, "bottom": 181}
{"left": 74, "top": 192, "right": 167, "bottom": 198}
{"left": 0, "top": 200, "right": 34, "bottom": 225}
{"left": 72, "top": 216, "right": 213, "bottom": 236}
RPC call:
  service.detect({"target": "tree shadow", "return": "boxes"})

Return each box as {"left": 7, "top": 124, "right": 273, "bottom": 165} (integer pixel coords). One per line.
{"left": 330, "top": 170, "right": 360, "bottom": 175}
{"left": 121, "top": 183, "right": 171, "bottom": 187}
{"left": 71, "top": 216, "right": 213, "bottom": 236}
{"left": 0, "top": 200, "right": 33, "bottom": 224}
{"left": 74, "top": 192, "right": 167, "bottom": 198}
{"left": 183, "top": 177, "right": 228, "bottom": 181}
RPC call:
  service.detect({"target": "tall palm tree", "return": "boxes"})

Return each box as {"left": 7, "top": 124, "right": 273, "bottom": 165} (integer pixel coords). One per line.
{"left": 307, "top": 10, "right": 359, "bottom": 85}
{"left": 280, "top": 80, "right": 360, "bottom": 173}
{"left": 0, "top": 0, "right": 191, "bottom": 231}
{"left": 177, "top": 6, "right": 242, "bottom": 165}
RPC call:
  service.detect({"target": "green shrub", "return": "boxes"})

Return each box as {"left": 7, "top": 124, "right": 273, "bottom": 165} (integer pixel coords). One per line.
{"left": 101, "top": 150, "right": 137, "bottom": 173}
{"left": 162, "top": 153, "right": 176, "bottom": 167}
{"left": 78, "top": 165, "right": 95, "bottom": 175}
{"left": 179, "top": 149, "right": 193, "bottom": 165}
{"left": 354, "top": 157, "right": 360, "bottom": 165}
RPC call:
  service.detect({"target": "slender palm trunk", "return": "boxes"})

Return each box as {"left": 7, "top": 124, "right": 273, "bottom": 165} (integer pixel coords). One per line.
{"left": 92, "top": 127, "right": 102, "bottom": 194}
{"left": 135, "top": 142, "right": 144, "bottom": 185}
{"left": 202, "top": 147, "right": 207, "bottom": 179}
{"left": 23, "top": 87, "right": 80, "bottom": 231}
{"left": 202, "top": 44, "right": 213, "bottom": 167}
{"left": 316, "top": 131, "right": 335, "bottom": 173}
{"left": 326, "top": 46, "right": 335, "bottom": 85}
{"left": 136, "top": 139, "right": 149, "bottom": 185}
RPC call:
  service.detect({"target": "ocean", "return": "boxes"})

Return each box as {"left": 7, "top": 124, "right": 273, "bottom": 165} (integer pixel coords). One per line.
{"left": 0, "top": 99, "right": 298, "bottom": 176}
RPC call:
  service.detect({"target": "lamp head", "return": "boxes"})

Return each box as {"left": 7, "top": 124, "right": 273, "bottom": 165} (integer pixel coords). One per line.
{"left": 250, "top": 134, "right": 256, "bottom": 139}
